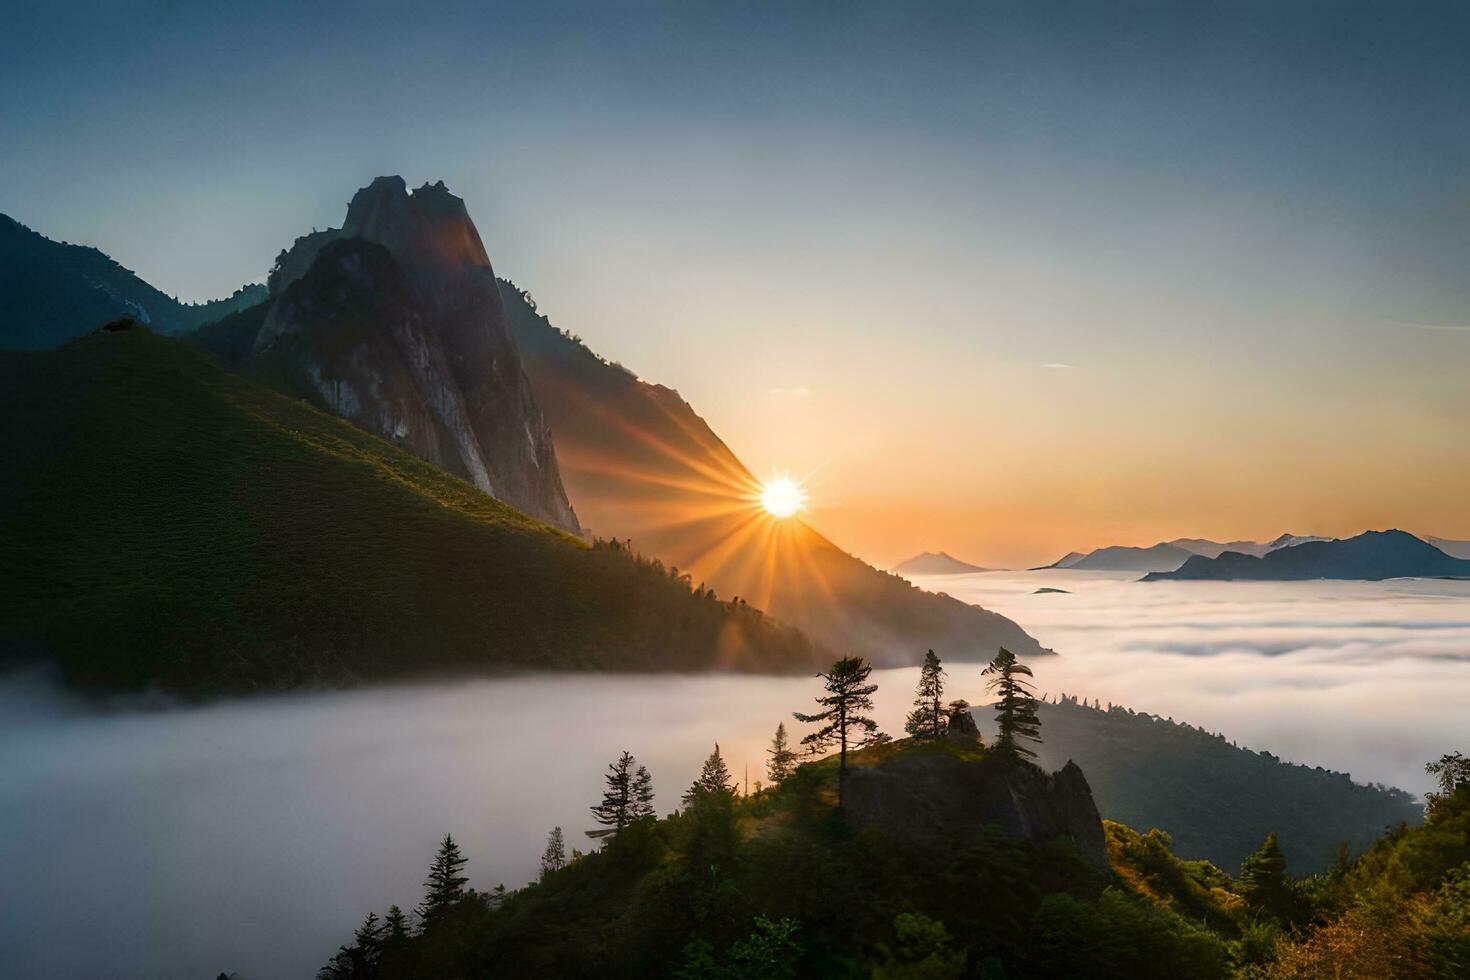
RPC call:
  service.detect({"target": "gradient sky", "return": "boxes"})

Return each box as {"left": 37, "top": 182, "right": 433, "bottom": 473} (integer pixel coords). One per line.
{"left": 5, "top": 1, "right": 1469, "bottom": 567}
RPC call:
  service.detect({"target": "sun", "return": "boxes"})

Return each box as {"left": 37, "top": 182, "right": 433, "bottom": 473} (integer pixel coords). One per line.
{"left": 760, "top": 477, "right": 805, "bottom": 518}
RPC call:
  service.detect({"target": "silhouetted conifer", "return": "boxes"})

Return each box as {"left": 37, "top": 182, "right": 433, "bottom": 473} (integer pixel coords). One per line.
{"left": 541, "top": 826, "right": 567, "bottom": 876}
{"left": 794, "top": 656, "right": 878, "bottom": 807}
{"left": 983, "top": 648, "right": 1041, "bottom": 758}
{"left": 684, "top": 743, "right": 735, "bottom": 804}
{"left": 903, "top": 649, "right": 946, "bottom": 740}
{"left": 633, "top": 764, "right": 657, "bottom": 819}
{"left": 418, "top": 834, "right": 469, "bottom": 922}
{"left": 589, "top": 751, "right": 639, "bottom": 839}
{"left": 766, "top": 721, "right": 798, "bottom": 784}
{"left": 383, "top": 905, "right": 408, "bottom": 942}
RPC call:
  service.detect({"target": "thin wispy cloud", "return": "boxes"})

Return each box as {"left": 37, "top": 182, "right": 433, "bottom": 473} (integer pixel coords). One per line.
{"left": 1041, "top": 362, "right": 1075, "bottom": 370}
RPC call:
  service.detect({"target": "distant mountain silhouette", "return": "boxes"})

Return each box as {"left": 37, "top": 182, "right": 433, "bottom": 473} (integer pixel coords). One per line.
{"left": 1034, "top": 550, "right": 1085, "bottom": 570}
{"left": 1144, "top": 529, "right": 1470, "bottom": 581}
{"left": 1040, "top": 533, "right": 1335, "bottom": 571}
{"left": 892, "top": 551, "right": 992, "bottom": 576}
{"left": 1049, "top": 542, "right": 1195, "bottom": 572}
{"left": 0, "top": 213, "right": 264, "bottom": 348}
{"left": 1168, "top": 533, "right": 1332, "bottom": 559}
{"left": 499, "top": 281, "right": 1048, "bottom": 665}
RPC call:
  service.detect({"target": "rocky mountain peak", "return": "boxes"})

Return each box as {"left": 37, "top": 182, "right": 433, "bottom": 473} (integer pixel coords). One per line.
{"left": 245, "top": 178, "right": 581, "bottom": 533}
{"left": 341, "top": 176, "right": 492, "bottom": 273}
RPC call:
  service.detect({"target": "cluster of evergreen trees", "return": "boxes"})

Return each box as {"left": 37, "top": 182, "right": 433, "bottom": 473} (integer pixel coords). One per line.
{"left": 307, "top": 642, "right": 1467, "bottom": 978}
{"left": 314, "top": 646, "right": 1044, "bottom": 977}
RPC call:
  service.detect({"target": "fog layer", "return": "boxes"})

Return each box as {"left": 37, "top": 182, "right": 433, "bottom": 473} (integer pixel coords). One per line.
{"left": 1, "top": 574, "right": 1465, "bottom": 977}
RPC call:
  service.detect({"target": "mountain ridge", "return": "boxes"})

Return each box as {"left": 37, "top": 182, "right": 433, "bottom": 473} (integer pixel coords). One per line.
{"left": 1143, "top": 529, "right": 1470, "bottom": 581}
{"left": 892, "top": 551, "right": 993, "bottom": 576}
{"left": 0, "top": 212, "right": 264, "bottom": 348}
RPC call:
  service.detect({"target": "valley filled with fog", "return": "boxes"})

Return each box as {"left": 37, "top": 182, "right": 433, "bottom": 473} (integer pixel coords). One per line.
{"left": 2, "top": 573, "right": 1467, "bottom": 978}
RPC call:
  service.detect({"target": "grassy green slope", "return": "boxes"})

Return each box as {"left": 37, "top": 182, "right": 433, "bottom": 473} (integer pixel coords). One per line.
{"left": 0, "top": 326, "right": 819, "bottom": 695}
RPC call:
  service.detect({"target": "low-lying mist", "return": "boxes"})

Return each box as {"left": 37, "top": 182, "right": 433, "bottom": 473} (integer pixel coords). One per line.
{"left": 1, "top": 573, "right": 1465, "bottom": 977}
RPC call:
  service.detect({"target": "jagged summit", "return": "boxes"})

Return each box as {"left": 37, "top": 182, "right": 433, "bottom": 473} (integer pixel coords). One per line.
{"left": 342, "top": 176, "right": 493, "bottom": 271}
{"left": 240, "top": 177, "right": 582, "bottom": 532}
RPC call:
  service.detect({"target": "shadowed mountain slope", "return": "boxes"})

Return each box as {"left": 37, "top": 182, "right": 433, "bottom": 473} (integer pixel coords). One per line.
{"left": 0, "top": 213, "right": 264, "bottom": 348}
{"left": 0, "top": 327, "right": 820, "bottom": 695}
{"left": 1026, "top": 697, "right": 1422, "bottom": 872}
{"left": 499, "top": 281, "right": 1048, "bottom": 665}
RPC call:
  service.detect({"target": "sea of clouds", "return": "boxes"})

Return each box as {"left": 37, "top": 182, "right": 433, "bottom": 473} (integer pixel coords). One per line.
{"left": 1, "top": 572, "right": 1466, "bottom": 977}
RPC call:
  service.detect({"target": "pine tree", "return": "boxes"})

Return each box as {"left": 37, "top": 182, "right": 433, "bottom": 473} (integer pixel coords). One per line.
{"left": 766, "top": 721, "right": 799, "bottom": 784}
{"left": 418, "top": 833, "right": 469, "bottom": 922}
{"left": 383, "top": 905, "right": 408, "bottom": 942}
{"left": 353, "top": 911, "right": 384, "bottom": 964}
{"left": 794, "top": 656, "right": 879, "bottom": 808}
{"left": 588, "top": 751, "right": 640, "bottom": 839}
{"left": 684, "top": 743, "right": 735, "bottom": 804}
{"left": 903, "top": 650, "right": 946, "bottom": 741}
{"left": 541, "top": 826, "right": 567, "bottom": 877}
{"left": 1239, "top": 832, "right": 1293, "bottom": 919}
{"left": 982, "top": 648, "right": 1041, "bottom": 758}
{"left": 633, "top": 764, "right": 657, "bottom": 819}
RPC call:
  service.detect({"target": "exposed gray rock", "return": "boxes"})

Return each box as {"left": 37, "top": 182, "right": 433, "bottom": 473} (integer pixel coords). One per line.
{"left": 251, "top": 177, "right": 579, "bottom": 532}
{"left": 844, "top": 751, "right": 1110, "bottom": 872}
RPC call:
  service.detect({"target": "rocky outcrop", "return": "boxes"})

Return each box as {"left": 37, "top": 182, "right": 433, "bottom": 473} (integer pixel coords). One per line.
{"left": 843, "top": 750, "right": 1110, "bottom": 872}
{"left": 250, "top": 177, "right": 579, "bottom": 532}
{"left": 944, "top": 703, "right": 981, "bottom": 741}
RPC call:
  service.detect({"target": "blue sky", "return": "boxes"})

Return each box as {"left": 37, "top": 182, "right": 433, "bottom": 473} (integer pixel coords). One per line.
{"left": 5, "top": 1, "right": 1469, "bottom": 563}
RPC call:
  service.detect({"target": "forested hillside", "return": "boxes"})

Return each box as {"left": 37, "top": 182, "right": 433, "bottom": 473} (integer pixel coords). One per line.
{"left": 0, "top": 325, "right": 820, "bottom": 695}
{"left": 1034, "top": 696, "right": 1421, "bottom": 872}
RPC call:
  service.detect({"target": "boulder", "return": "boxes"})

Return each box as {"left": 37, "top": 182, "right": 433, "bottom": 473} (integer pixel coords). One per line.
{"left": 945, "top": 703, "right": 981, "bottom": 742}
{"left": 843, "top": 751, "right": 1110, "bottom": 872}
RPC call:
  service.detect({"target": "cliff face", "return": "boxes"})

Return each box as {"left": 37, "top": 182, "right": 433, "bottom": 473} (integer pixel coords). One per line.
{"left": 253, "top": 177, "right": 579, "bottom": 532}
{"left": 843, "top": 750, "right": 1110, "bottom": 872}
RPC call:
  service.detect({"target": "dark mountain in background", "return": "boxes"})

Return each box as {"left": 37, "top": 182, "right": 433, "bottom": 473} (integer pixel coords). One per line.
{"left": 1035, "top": 550, "right": 1085, "bottom": 570}
{"left": 1027, "top": 697, "right": 1421, "bottom": 872}
{"left": 1040, "top": 533, "right": 1336, "bottom": 572}
{"left": 1167, "top": 533, "right": 1331, "bottom": 559}
{"left": 892, "top": 551, "right": 993, "bottom": 576}
{"left": 499, "top": 281, "right": 1048, "bottom": 665}
{"left": 0, "top": 213, "right": 264, "bottom": 348}
{"left": 0, "top": 327, "right": 819, "bottom": 695}
{"left": 200, "top": 177, "right": 580, "bottom": 532}
{"left": 1144, "top": 529, "right": 1470, "bottom": 581}
{"left": 1049, "top": 542, "right": 1195, "bottom": 572}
